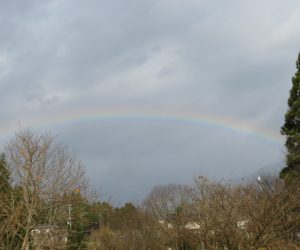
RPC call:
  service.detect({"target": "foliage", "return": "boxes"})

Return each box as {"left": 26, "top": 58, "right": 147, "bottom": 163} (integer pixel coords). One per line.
{"left": 87, "top": 202, "right": 168, "bottom": 250}
{"left": 0, "top": 154, "right": 10, "bottom": 192}
{"left": 281, "top": 52, "right": 300, "bottom": 180}
{"left": 0, "top": 153, "right": 23, "bottom": 249}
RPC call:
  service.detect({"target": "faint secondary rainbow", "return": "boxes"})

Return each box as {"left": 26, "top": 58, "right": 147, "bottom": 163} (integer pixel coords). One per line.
{"left": 1, "top": 107, "right": 283, "bottom": 145}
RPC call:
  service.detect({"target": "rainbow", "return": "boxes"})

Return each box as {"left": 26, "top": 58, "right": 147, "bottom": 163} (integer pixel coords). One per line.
{"left": 1, "top": 107, "right": 284, "bottom": 145}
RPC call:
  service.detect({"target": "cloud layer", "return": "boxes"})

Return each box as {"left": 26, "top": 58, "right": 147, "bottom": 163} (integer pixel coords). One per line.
{"left": 0, "top": 0, "right": 299, "bottom": 203}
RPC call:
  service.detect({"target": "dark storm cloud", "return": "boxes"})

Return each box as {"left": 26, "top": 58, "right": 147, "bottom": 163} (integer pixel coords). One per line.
{"left": 0, "top": 0, "right": 299, "bottom": 203}
{"left": 56, "top": 121, "right": 282, "bottom": 203}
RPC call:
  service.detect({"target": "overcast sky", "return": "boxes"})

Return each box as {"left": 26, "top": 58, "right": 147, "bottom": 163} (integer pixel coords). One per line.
{"left": 0, "top": 0, "right": 299, "bottom": 204}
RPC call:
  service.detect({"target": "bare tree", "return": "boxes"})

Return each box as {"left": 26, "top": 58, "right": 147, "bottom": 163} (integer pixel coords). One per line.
{"left": 143, "top": 184, "right": 194, "bottom": 220}
{"left": 189, "top": 176, "right": 300, "bottom": 249}
{"left": 142, "top": 184, "right": 195, "bottom": 249}
{"left": 4, "top": 128, "right": 88, "bottom": 250}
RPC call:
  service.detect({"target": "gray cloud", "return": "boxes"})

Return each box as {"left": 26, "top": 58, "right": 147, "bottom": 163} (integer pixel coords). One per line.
{"left": 0, "top": 0, "right": 299, "bottom": 203}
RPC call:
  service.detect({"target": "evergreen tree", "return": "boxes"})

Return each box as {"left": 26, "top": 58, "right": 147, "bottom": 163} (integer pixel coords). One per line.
{"left": 0, "top": 153, "right": 10, "bottom": 192}
{"left": 280, "top": 52, "right": 300, "bottom": 180}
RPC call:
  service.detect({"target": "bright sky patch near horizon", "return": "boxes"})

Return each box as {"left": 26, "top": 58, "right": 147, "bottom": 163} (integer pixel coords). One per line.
{"left": 0, "top": 0, "right": 299, "bottom": 204}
